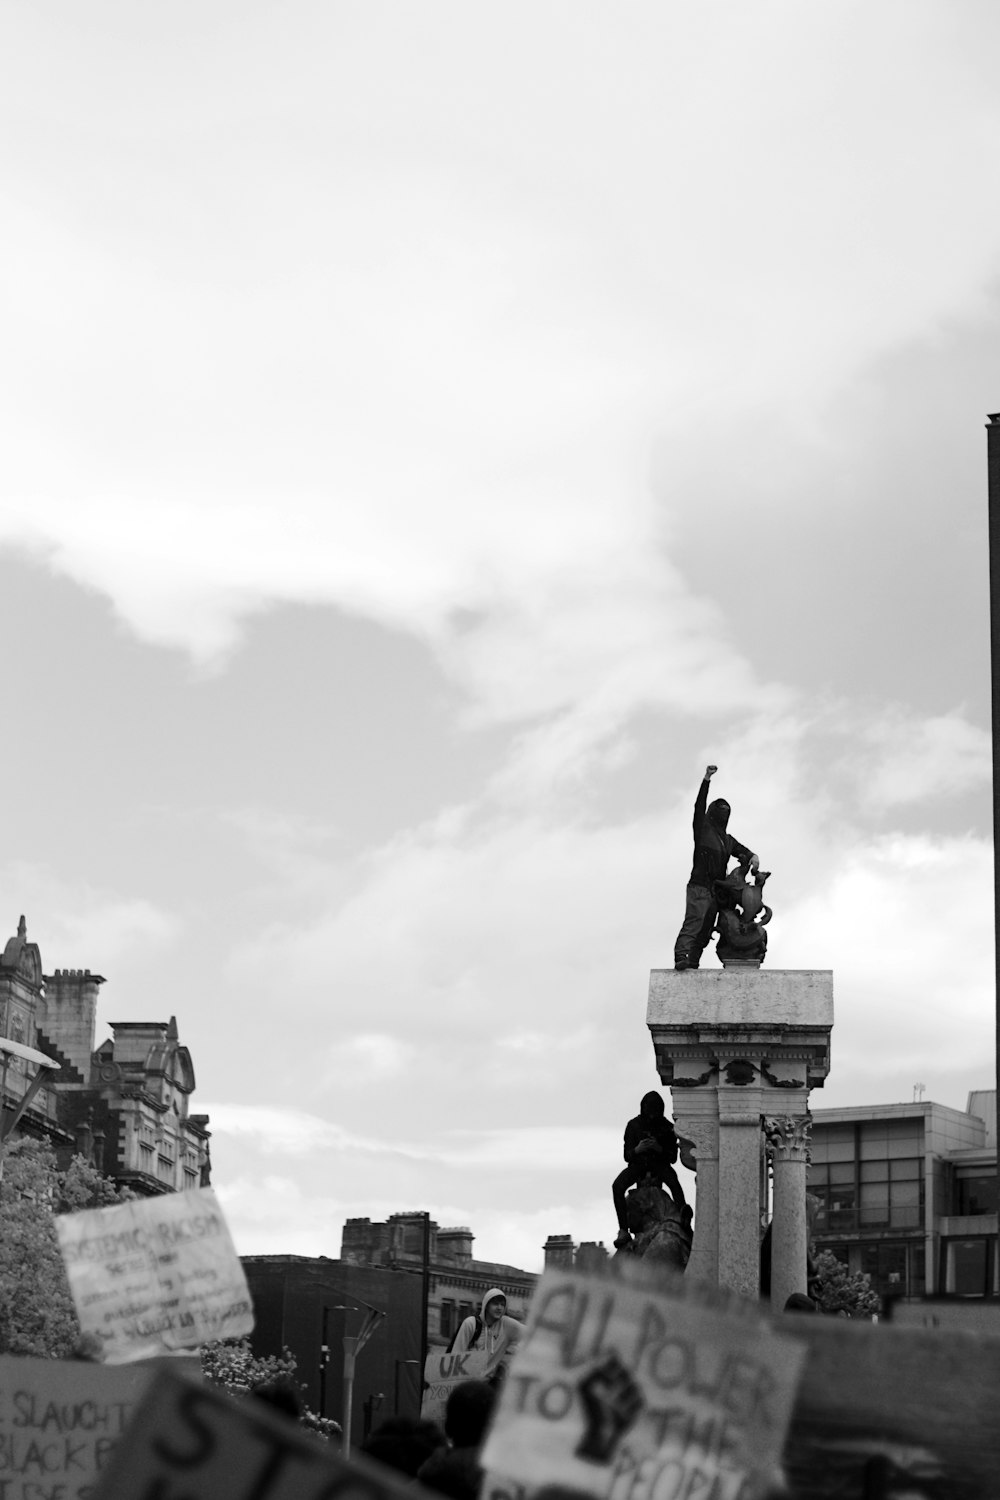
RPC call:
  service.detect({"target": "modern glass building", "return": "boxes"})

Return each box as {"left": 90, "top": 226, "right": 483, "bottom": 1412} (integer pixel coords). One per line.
{"left": 808, "top": 1090, "right": 997, "bottom": 1302}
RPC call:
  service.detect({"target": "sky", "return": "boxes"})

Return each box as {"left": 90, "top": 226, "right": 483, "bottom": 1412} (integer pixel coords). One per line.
{"left": 2, "top": 1, "right": 999, "bottom": 1274}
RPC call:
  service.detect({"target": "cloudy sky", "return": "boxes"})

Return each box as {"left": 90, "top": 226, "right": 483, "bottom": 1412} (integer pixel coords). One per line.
{"left": 2, "top": 1, "right": 999, "bottom": 1272}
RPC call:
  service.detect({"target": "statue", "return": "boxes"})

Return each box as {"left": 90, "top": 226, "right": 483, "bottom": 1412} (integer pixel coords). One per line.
{"left": 614, "top": 1179, "right": 692, "bottom": 1270}
{"left": 714, "top": 860, "right": 772, "bottom": 968}
{"left": 674, "top": 764, "right": 767, "bottom": 970}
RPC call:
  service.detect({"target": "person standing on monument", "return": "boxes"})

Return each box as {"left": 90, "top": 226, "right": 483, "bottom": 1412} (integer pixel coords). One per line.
{"left": 674, "top": 764, "right": 759, "bottom": 970}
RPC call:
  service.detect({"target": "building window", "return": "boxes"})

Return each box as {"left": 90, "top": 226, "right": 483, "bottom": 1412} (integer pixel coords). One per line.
{"left": 955, "top": 1174, "right": 999, "bottom": 1217}
{"left": 809, "top": 1156, "right": 922, "bottom": 1233}
{"left": 440, "top": 1301, "right": 455, "bottom": 1340}
{"left": 860, "top": 1241, "right": 922, "bottom": 1300}
{"left": 945, "top": 1238, "right": 995, "bottom": 1297}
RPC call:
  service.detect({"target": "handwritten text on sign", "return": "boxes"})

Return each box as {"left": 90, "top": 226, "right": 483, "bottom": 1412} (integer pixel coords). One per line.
{"left": 481, "top": 1268, "right": 806, "bottom": 1500}
{"left": 422, "top": 1350, "right": 489, "bottom": 1423}
{"left": 56, "top": 1188, "right": 253, "bottom": 1363}
{"left": 0, "top": 1353, "right": 160, "bottom": 1500}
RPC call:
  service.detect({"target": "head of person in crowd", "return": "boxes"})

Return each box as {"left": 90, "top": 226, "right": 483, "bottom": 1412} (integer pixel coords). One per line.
{"left": 417, "top": 1380, "right": 497, "bottom": 1500}
{"left": 445, "top": 1379, "right": 496, "bottom": 1449}
{"left": 783, "top": 1292, "right": 819, "bottom": 1314}
{"left": 361, "top": 1417, "right": 446, "bottom": 1478}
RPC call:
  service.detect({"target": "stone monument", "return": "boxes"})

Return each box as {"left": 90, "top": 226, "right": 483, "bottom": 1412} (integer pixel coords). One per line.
{"left": 653, "top": 768, "right": 834, "bottom": 1304}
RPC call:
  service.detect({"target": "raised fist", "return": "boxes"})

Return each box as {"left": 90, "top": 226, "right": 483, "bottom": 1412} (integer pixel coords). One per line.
{"left": 705, "top": 764, "right": 718, "bottom": 779}
{"left": 576, "top": 1353, "right": 644, "bottom": 1463}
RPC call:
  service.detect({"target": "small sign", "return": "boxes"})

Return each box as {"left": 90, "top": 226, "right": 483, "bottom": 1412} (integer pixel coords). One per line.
{"left": 93, "top": 1363, "right": 419, "bottom": 1500}
{"left": 481, "top": 1265, "right": 805, "bottom": 1500}
{"left": 0, "top": 1353, "right": 162, "bottom": 1500}
{"left": 422, "top": 1349, "right": 490, "bottom": 1422}
{"left": 56, "top": 1187, "right": 253, "bottom": 1363}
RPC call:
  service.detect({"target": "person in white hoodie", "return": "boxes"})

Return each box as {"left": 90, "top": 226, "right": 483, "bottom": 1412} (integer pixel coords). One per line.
{"left": 450, "top": 1288, "right": 524, "bottom": 1383}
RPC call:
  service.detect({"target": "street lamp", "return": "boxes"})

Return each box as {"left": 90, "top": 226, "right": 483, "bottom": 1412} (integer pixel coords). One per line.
{"left": 0, "top": 1037, "right": 60, "bottom": 1196}
{"left": 310, "top": 1283, "right": 385, "bottom": 1460}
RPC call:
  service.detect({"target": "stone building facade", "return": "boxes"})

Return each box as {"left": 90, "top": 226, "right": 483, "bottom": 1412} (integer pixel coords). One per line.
{"left": 340, "top": 1212, "right": 608, "bottom": 1346}
{"left": 0, "top": 915, "right": 210, "bottom": 1194}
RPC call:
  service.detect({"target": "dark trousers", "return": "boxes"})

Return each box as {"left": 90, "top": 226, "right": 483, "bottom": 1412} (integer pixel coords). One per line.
{"left": 613, "top": 1160, "right": 687, "bottom": 1232}
{"left": 674, "top": 883, "right": 717, "bottom": 966}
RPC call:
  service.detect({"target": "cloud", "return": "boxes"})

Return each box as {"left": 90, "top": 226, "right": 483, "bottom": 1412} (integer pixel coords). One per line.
{"left": 854, "top": 711, "right": 991, "bottom": 810}
{"left": 0, "top": 864, "right": 178, "bottom": 976}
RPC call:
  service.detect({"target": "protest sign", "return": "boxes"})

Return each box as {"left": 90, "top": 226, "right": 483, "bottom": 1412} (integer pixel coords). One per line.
{"left": 56, "top": 1187, "right": 253, "bottom": 1363}
{"left": 421, "top": 1349, "right": 489, "bottom": 1423}
{"left": 93, "top": 1362, "right": 418, "bottom": 1500}
{"left": 0, "top": 1353, "right": 163, "bottom": 1500}
{"left": 480, "top": 1265, "right": 806, "bottom": 1500}
{"left": 781, "top": 1315, "right": 1000, "bottom": 1499}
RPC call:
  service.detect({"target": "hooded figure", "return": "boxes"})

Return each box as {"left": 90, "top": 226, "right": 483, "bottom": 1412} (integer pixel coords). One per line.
{"left": 674, "top": 766, "right": 757, "bottom": 970}
{"left": 612, "top": 1091, "right": 687, "bottom": 1249}
{"left": 450, "top": 1288, "right": 524, "bottom": 1379}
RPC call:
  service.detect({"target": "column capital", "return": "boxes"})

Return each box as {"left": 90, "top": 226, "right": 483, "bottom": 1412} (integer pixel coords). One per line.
{"left": 764, "top": 1114, "right": 812, "bottom": 1162}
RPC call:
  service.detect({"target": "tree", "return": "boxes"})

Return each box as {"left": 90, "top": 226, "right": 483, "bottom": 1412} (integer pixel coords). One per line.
{"left": 201, "top": 1338, "right": 341, "bottom": 1442}
{"left": 812, "top": 1248, "right": 881, "bottom": 1318}
{"left": 0, "top": 1137, "right": 132, "bottom": 1357}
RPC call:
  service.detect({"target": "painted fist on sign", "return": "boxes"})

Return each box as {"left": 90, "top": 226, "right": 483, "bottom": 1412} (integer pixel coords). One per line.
{"left": 575, "top": 1353, "right": 644, "bottom": 1463}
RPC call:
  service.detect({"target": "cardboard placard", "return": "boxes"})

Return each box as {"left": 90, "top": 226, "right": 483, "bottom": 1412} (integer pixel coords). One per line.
{"left": 56, "top": 1188, "right": 253, "bottom": 1363}
{"left": 93, "top": 1363, "right": 418, "bottom": 1500}
{"left": 0, "top": 1353, "right": 167, "bottom": 1500}
{"left": 480, "top": 1266, "right": 806, "bottom": 1500}
{"left": 782, "top": 1315, "right": 1000, "bottom": 1499}
{"left": 421, "top": 1349, "right": 489, "bottom": 1423}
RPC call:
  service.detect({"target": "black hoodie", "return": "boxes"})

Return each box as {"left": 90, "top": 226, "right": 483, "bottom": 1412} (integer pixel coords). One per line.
{"left": 688, "top": 778, "right": 755, "bottom": 887}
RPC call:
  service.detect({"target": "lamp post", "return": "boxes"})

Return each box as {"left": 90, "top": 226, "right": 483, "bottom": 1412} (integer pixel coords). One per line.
{"left": 0, "top": 1037, "right": 60, "bottom": 1198}
{"left": 309, "top": 1281, "right": 385, "bottom": 1458}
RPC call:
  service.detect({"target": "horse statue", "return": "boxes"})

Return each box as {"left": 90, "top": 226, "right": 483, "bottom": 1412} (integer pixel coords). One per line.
{"left": 615, "top": 1179, "right": 693, "bottom": 1271}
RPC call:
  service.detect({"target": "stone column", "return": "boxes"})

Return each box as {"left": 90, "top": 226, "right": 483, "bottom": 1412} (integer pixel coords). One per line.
{"left": 647, "top": 969, "right": 833, "bottom": 1300}
{"left": 717, "top": 1095, "right": 766, "bottom": 1298}
{"left": 765, "top": 1114, "right": 812, "bottom": 1311}
{"left": 669, "top": 1097, "right": 720, "bottom": 1285}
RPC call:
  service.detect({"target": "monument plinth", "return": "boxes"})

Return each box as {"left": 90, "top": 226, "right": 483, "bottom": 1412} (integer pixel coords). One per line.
{"left": 647, "top": 968, "right": 833, "bottom": 1304}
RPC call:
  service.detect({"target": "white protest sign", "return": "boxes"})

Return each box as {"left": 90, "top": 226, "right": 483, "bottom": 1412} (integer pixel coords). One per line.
{"left": 480, "top": 1266, "right": 806, "bottom": 1500}
{"left": 421, "top": 1348, "right": 490, "bottom": 1423}
{"left": 56, "top": 1187, "right": 253, "bottom": 1363}
{"left": 0, "top": 1353, "right": 166, "bottom": 1500}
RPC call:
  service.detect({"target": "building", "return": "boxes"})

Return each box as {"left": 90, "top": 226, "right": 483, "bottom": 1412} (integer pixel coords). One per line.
{"left": 341, "top": 1212, "right": 610, "bottom": 1346}
{"left": 242, "top": 1221, "right": 609, "bottom": 1446}
{"left": 808, "top": 1090, "right": 998, "bottom": 1302}
{"left": 242, "top": 1256, "right": 423, "bottom": 1447}
{"left": 0, "top": 914, "right": 211, "bottom": 1194}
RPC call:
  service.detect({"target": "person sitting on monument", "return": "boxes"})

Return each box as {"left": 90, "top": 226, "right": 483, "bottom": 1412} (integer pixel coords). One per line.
{"left": 612, "top": 1091, "right": 689, "bottom": 1250}
{"left": 674, "top": 763, "right": 759, "bottom": 970}
{"left": 451, "top": 1288, "right": 524, "bottom": 1385}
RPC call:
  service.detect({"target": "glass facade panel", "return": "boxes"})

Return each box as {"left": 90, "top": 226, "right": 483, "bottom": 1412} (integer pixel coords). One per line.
{"left": 860, "top": 1161, "right": 888, "bottom": 1182}
{"left": 828, "top": 1162, "right": 854, "bottom": 1184}
{"left": 889, "top": 1159, "right": 920, "bottom": 1181}
{"left": 861, "top": 1241, "right": 912, "bottom": 1299}
{"left": 956, "top": 1175, "right": 999, "bottom": 1216}
{"left": 890, "top": 1180, "right": 919, "bottom": 1208}
{"left": 952, "top": 1239, "right": 988, "bottom": 1297}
